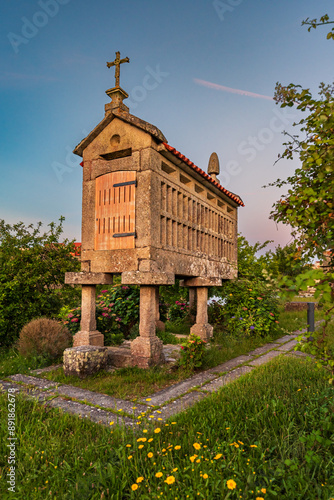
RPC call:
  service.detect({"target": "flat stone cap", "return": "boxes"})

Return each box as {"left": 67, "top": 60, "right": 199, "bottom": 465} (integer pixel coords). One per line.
{"left": 64, "top": 346, "right": 108, "bottom": 354}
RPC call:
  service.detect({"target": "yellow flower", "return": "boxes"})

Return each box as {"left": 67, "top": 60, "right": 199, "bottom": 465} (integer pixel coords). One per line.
{"left": 131, "top": 484, "right": 138, "bottom": 491}
{"left": 190, "top": 455, "right": 197, "bottom": 462}
{"left": 227, "top": 479, "right": 237, "bottom": 490}
{"left": 250, "top": 445, "right": 257, "bottom": 448}
{"left": 109, "top": 421, "right": 114, "bottom": 425}
{"left": 155, "top": 472, "right": 163, "bottom": 478}
{"left": 193, "top": 443, "right": 201, "bottom": 450}
{"left": 128, "top": 455, "right": 133, "bottom": 459}
{"left": 238, "top": 441, "right": 244, "bottom": 445}
{"left": 261, "top": 489, "right": 266, "bottom": 494}
{"left": 143, "top": 430, "right": 148, "bottom": 433}
{"left": 164, "top": 476, "right": 175, "bottom": 485}
{"left": 147, "top": 452, "right": 153, "bottom": 458}
{"left": 214, "top": 454, "right": 222, "bottom": 459}
{"left": 126, "top": 444, "right": 131, "bottom": 447}
{"left": 203, "top": 473, "right": 208, "bottom": 479}
{"left": 154, "top": 428, "right": 161, "bottom": 433}
{"left": 175, "top": 445, "right": 181, "bottom": 450}
{"left": 146, "top": 398, "right": 151, "bottom": 401}
{"left": 138, "top": 445, "right": 144, "bottom": 449}
{"left": 256, "top": 498, "right": 264, "bottom": 500}
{"left": 172, "top": 468, "right": 178, "bottom": 472}
{"left": 136, "top": 477, "right": 144, "bottom": 483}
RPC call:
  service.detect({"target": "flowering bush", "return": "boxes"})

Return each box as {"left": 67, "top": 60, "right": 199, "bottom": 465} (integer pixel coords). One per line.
{"left": 168, "top": 300, "right": 190, "bottom": 324}
{"left": 59, "top": 284, "right": 140, "bottom": 345}
{"left": 179, "top": 334, "right": 207, "bottom": 371}
{"left": 213, "top": 278, "right": 281, "bottom": 338}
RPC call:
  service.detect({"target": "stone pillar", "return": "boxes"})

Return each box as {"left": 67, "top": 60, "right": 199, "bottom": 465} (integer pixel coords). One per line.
{"left": 73, "top": 285, "right": 104, "bottom": 347}
{"left": 190, "top": 287, "right": 213, "bottom": 341}
{"left": 131, "top": 285, "right": 165, "bottom": 368}
{"left": 155, "top": 287, "right": 165, "bottom": 332}
{"left": 188, "top": 287, "right": 196, "bottom": 321}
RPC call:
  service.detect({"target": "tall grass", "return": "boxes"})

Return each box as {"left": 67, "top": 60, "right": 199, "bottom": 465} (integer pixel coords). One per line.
{"left": 0, "top": 357, "right": 332, "bottom": 499}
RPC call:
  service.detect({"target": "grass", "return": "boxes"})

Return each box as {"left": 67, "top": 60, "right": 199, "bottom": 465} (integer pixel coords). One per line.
{"left": 0, "top": 356, "right": 333, "bottom": 499}
{"left": 40, "top": 365, "right": 188, "bottom": 400}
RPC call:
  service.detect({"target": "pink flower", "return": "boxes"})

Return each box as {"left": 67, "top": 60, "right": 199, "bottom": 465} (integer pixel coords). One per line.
{"left": 71, "top": 318, "right": 79, "bottom": 323}
{"left": 122, "top": 286, "right": 129, "bottom": 290}
{"left": 269, "top": 312, "right": 274, "bottom": 316}
{"left": 101, "top": 290, "right": 108, "bottom": 293}
{"left": 102, "top": 313, "right": 109, "bottom": 317}
{"left": 67, "top": 313, "right": 74, "bottom": 318}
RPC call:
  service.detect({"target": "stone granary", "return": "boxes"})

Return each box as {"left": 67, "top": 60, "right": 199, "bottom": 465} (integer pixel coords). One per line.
{"left": 65, "top": 52, "right": 244, "bottom": 368}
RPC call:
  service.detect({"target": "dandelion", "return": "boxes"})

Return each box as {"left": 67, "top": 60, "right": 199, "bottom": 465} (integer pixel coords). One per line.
{"left": 155, "top": 472, "right": 163, "bottom": 478}
{"left": 109, "top": 421, "right": 114, "bottom": 426}
{"left": 154, "top": 428, "right": 161, "bottom": 434}
{"left": 214, "top": 454, "right": 222, "bottom": 459}
{"left": 203, "top": 474, "right": 208, "bottom": 479}
{"left": 227, "top": 479, "right": 237, "bottom": 490}
{"left": 164, "top": 476, "right": 175, "bottom": 485}
{"left": 138, "top": 445, "right": 144, "bottom": 449}
{"left": 148, "top": 452, "right": 153, "bottom": 458}
{"left": 175, "top": 445, "right": 181, "bottom": 450}
{"left": 256, "top": 498, "right": 264, "bottom": 500}
{"left": 131, "top": 484, "right": 138, "bottom": 491}
{"left": 261, "top": 488, "right": 266, "bottom": 494}
{"left": 148, "top": 438, "right": 153, "bottom": 443}
{"left": 136, "top": 477, "right": 144, "bottom": 483}
{"left": 128, "top": 455, "right": 133, "bottom": 459}
{"left": 146, "top": 398, "right": 151, "bottom": 401}
{"left": 250, "top": 445, "right": 257, "bottom": 448}
{"left": 193, "top": 443, "right": 201, "bottom": 450}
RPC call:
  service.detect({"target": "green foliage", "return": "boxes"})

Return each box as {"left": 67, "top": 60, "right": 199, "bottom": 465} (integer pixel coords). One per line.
{"left": 237, "top": 235, "right": 273, "bottom": 279}
{"left": 0, "top": 218, "right": 80, "bottom": 347}
{"left": 167, "top": 300, "right": 190, "bottom": 324}
{"left": 18, "top": 318, "right": 72, "bottom": 360}
{"left": 178, "top": 334, "right": 207, "bottom": 371}
{"left": 214, "top": 279, "right": 281, "bottom": 338}
{"left": 155, "top": 329, "right": 180, "bottom": 345}
{"left": 302, "top": 13, "right": 334, "bottom": 40}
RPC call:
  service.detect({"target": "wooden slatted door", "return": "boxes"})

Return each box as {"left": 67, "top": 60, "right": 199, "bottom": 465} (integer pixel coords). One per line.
{"left": 95, "top": 171, "right": 136, "bottom": 250}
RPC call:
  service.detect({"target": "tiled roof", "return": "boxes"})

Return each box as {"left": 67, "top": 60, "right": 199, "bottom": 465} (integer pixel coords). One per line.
{"left": 162, "top": 143, "right": 244, "bottom": 207}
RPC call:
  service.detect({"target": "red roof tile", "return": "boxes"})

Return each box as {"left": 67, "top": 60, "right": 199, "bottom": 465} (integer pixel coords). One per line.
{"left": 162, "top": 143, "right": 244, "bottom": 207}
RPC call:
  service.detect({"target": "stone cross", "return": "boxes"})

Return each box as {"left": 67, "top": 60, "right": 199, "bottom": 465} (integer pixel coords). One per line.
{"left": 107, "top": 51, "right": 130, "bottom": 88}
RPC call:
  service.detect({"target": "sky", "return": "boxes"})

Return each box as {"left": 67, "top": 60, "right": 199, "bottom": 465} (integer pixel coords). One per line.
{"left": 1, "top": 0, "right": 333, "bottom": 253}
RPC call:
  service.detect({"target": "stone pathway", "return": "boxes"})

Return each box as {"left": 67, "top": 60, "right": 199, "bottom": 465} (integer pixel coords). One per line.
{"left": 0, "top": 331, "right": 309, "bottom": 428}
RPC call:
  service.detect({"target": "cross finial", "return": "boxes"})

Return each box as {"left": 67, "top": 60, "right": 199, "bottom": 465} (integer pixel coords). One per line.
{"left": 106, "top": 51, "right": 130, "bottom": 88}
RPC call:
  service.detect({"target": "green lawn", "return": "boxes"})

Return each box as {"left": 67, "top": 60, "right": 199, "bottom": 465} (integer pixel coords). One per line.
{"left": 0, "top": 356, "right": 333, "bottom": 499}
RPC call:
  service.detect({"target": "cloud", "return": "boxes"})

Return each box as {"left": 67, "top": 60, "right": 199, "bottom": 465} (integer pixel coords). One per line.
{"left": 194, "top": 78, "right": 274, "bottom": 101}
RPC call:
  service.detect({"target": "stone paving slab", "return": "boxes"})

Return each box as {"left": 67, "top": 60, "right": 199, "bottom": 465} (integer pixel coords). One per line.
{"left": 9, "top": 374, "right": 60, "bottom": 390}
{"left": 274, "top": 339, "right": 298, "bottom": 352}
{"left": 246, "top": 344, "right": 280, "bottom": 357}
{"left": 249, "top": 350, "right": 282, "bottom": 367}
{"left": 45, "top": 397, "right": 136, "bottom": 427}
{"left": 0, "top": 379, "right": 61, "bottom": 403}
{"left": 139, "top": 371, "right": 217, "bottom": 406}
{"left": 206, "top": 355, "right": 252, "bottom": 374}
{"left": 204, "top": 366, "right": 254, "bottom": 393}
{"left": 274, "top": 334, "right": 299, "bottom": 344}
{"left": 31, "top": 364, "right": 62, "bottom": 375}
{"left": 55, "top": 384, "right": 147, "bottom": 416}
{"left": 150, "top": 391, "right": 207, "bottom": 420}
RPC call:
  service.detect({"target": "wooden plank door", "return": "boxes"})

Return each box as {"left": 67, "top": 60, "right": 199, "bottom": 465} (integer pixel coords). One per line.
{"left": 95, "top": 171, "right": 136, "bottom": 250}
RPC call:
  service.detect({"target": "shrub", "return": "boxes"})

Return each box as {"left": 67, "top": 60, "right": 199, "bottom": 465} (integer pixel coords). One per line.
{"left": 179, "top": 334, "right": 207, "bottom": 371}
{"left": 18, "top": 318, "right": 72, "bottom": 360}
{"left": 214, "top": 278, "right": 281, "bottom": 338}
{"left": 168, "top": 301, "right": 190, "bottom": 324}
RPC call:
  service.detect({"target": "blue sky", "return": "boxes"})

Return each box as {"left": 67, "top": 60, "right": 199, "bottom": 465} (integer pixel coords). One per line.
{"left": 1, "top": 0, "right": 333, "bottom": 251}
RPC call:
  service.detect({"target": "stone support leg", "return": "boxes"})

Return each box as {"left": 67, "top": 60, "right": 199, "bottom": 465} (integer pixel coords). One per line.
{"left": 155, "top": 287, "right": 165, "bottom": 331}
{"left": 73, "top": 285, "right": 104, "bottom": 347}
{"left": 131, "top": 286, "right": 165, "bottom": 368}
{"left": 188, "top": 287, "right": 196, "bottom": 321}
{"left": 190, "top": 287, "right": 213, "bottom": 340}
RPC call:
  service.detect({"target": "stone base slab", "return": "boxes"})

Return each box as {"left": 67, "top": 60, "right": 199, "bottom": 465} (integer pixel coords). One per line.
{"left": 121, "top": 271, "right": 175, "bottom": 285}
{"left": 65, "top": 272, "right": 113, "bottom": 285}
{"left": 63, "top": 346, "right": 108, "bottom": 378}
{"left": 180, "top": 277, "right": 222, "bottom": 287}
{"left": 107, "top": 346, "right": 132, "bottom": 368}
{"left": 131, "top": 336, "right": 165, "bottom": 368}
{"left": 190, "top": 323, "right": 213, "bottom": 340}
{"left": 73, "top": 330, "right": 104, "bottom": 347}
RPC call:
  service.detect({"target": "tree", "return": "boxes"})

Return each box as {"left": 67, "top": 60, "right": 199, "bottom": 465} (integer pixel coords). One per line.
{"left": 266, "top": 15, "right": 334, "bottom": 379}
{"left": 0, "top": 217, "right": 80, "bottom": 347}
